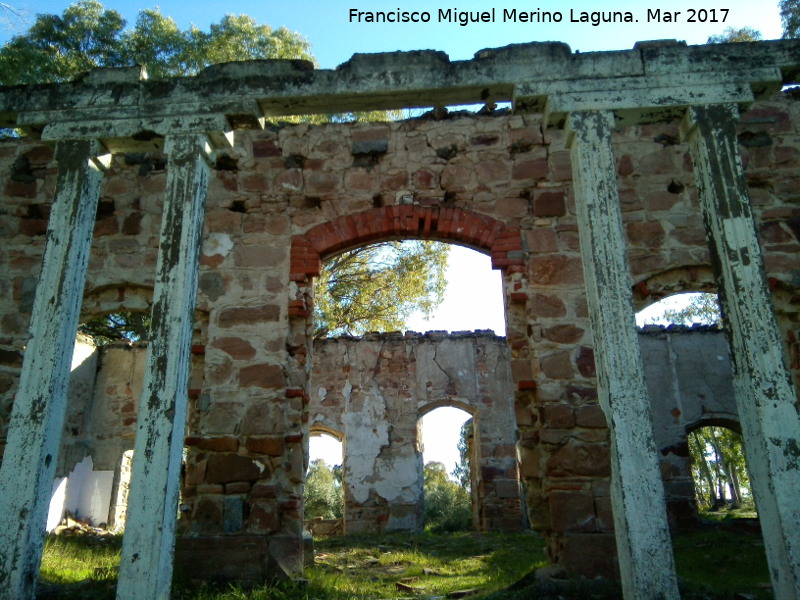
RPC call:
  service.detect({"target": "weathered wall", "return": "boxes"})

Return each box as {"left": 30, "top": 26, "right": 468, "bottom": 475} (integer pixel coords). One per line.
{"left": 310, "top": 331, "right": 522, "bottom": 533}
{"left": 640, "top": 327, "right": 738, "bottom": 527}
{"left": 1, "top": 89, "right": 799, "bottom": 582}
{"left": 56, "top": 327, "right": 736, "bottom": 537}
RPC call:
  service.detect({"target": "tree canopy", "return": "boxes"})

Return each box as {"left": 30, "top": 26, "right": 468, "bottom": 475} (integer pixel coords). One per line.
{"left": 304, "top": 459, "right": 344, "bottom": 520}
{"left": 706, "top": 26, "right": 763, "bottom": 44}
{"left": 639, "top": 292, "right": 722, "bottom": 328}
{"left": 79, "top": 311, "right": 151, "bottom": 345}
{"left": 0, "top": 0, "right": 313, "bottom": 85}
{"left": 690, "top": 426, "right": 754, "bottom": 513}
{"left": 782, "top": 0, "right": 800, "bottom": 38}
{"left": 423, "top": 461, "right": 472, "bottom": 532}
{"left": 314, "top": 241, "right": 449, "bottom": 338}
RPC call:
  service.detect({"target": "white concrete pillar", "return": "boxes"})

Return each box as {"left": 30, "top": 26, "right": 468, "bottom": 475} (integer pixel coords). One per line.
{"left": 566, "top": 110, "right": 680, "bottom": 600}
{"left": 0, "top": 140, "right": 109, "bottom": 600}
{"left": 682, "top": 103, "right": 800, "bottom": 599}
{"left": 116, "top": 134, "right": 210, "bottom": 600}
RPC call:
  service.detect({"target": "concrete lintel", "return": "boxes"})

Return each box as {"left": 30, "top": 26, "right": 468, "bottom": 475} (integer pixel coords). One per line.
{"left": 534, "top": 68, "right": 780, "bottom": 126}
{"left": 566, "top": 109, "right": 680, "bottom": 600}
{"left": 682, "top": 103, "right": 800, "bottom": 600}
{"left": 0, "top": 139, "right": 107, "bottom": 600}
{"left": 2, "top": 40, "right": 800, "bottom": 127}
{"left": 36, "top": 114, "right": 233, "bottom": 151}
{"left": 116, "top": 133, "right": 210, "bottom": 600}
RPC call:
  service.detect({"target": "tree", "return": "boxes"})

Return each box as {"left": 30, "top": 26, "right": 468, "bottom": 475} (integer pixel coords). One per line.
{"left": 304, "top": 459, "right": 343, "bottom": 520}
{"left": 640, "top": 292, "right": 721, "bottom": 327}
{"left": 781, "top": 0, "right": 800, "bottom": 39}
{"left": 689, "top": 426, "right": 753, "bottom": 513}
{"left": 0, "top": 0, "right": 313, "bottom": 85}
{"left": 314, "top": 241, "right": 449, "bottom": 338}
{"left": 451, "top": 419, "right": 473, "bottom": 490}
{"left": 79, "top": 311, "right": 151, "bottom": 345}
{"left": 423, "top": 461, "right": 472, "bottom": 532}
{"left": 707, "top": 26, "right": 763, "bottom": 43}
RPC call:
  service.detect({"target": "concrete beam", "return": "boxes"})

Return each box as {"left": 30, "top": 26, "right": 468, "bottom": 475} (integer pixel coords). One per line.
{"left": 535, "top": 68, "right": 780, "bottom": 127}
{"left": 116, "top": 134, "right": 211, "bottom": 600}
{"left": 2, "top": 40, "right": 800, "bottom": 129}
{"left": 682, "top": 104, "right": 800, "bottom": 599}
{"left": 566, "top": 110, "right": 680, "bottom": 600}
{"left": 0, "top": 140, "right": 109, "bottom": 600}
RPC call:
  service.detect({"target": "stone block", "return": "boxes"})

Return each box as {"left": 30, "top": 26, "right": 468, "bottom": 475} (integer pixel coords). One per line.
{"left": 530, "top": 293, "right": 567, "bottom": 318}
{"left": 211, "top": 337, "right": 256, "bottom": 360}
{"left": 217, "top": 305, "right": 280, "bottom": 327}
{"left": 541, "top": 352, "right": 574, "bottom": 380}
{"left": 534, "top": 191, "right": 566, "bottom": 217}
{"left": 547, "top": 440, "right": 611, "bottom": 477}
{"left": 512, "top": 158, "right": 548, "bottom": 180}
{"left": 206, "top": 453, "right": 263, "bottom": 484}
{"left": 543, "top": 404, "right": 575, "bottom": 429}
{"left": 575, "top": 404, "right": 607, "bottom": 428}
{"left": 240, "top": 364, "right": 285, "bottom": 388}
{"left": 246, "top": 436, "right": 284, "bottom": 456}
{"left": 542, "top": 325, "right": 584, "bottom": 344}
{"left": 550, "top": 490, "right": 596, "bottom": 533}
{"left": 575, "top": 346, "right": 596, "bottom": 377}
{"left": 561, "top": 533, "right": 618, "bottom": 579}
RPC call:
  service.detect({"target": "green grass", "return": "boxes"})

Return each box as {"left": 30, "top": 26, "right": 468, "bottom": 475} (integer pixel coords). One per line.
{"left": 37, "top": 528, "right": 774, "bottom": 599}
{"left": 673, "top": 529, "right": 772, "bottom": 599}
{"left": 307, "top": 531, "right": 546, "bottom": 598}
{"left": 38, "top": 533, "right": 121, "bottom": 599}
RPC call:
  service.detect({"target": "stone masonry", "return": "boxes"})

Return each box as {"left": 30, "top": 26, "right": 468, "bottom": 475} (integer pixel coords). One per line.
{"left": 0, "top": 40, "right": 799, "bottom": 600}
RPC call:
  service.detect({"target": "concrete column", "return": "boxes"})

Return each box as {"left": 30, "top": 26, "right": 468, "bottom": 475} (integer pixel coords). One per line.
{"left": 0, "top": 140, "right": 108, "bottom": 600}
{"left": 682, "top": 103, "right": 800, "bottom": 599}
{"left": 566, "top": 110, "right": 680, "bottom": 600}
{"left": 116, "top": 134, "right": 210, "bottom": 600}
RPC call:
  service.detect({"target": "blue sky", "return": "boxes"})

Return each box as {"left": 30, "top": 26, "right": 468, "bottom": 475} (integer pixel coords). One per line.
{"left": 1, "top": 1, "right": 785, "bottom": 67}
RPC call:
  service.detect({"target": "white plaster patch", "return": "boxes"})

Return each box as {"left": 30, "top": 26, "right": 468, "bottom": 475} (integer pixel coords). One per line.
{"left": 47, "top": 477, "right": 68, "bottom": 531}
{"left": 202, "top": 233, "right": 234, "bottom": 257}
{"left": 343, "top": 381, "right": 391, "bottom": 504}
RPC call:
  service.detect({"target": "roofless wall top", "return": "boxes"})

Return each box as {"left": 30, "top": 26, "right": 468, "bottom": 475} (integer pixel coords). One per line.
{"left": 3, "top": 39, "right": 800, "bottom": 151}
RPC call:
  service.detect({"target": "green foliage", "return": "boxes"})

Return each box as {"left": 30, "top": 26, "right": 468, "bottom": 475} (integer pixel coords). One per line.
{"left": 423, "top": 461, "right": 472, "bottom": 533}
{"left": 452, "top": 418, "right": 472, "bottom": 490}
{"left": 0, "top": 0, "right": 313, "bottom": 85}
{"left": 782, "top": 0, "right": 800, "bottom": 38}
{"left": 314, "top": 241, "right": 449, "bottom": 338}
{"left": 689, "top": 426, "right": 754, "bottom": 513}
{"left": 641, "top": 292, "right": 721, "bottom": 327}
{"left": 304, "top": 459, "right": 343, "bottom": 520}
{"left": 78, "top": 311, "right": 151, "bottom": 345}
{"left": 707, "top": 26, "right": 763, "bottom": 43}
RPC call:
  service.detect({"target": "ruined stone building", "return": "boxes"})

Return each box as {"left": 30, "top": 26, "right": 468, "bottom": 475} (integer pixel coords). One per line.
{"left": 0, "top": 40, "right": 799, "bottom": 600}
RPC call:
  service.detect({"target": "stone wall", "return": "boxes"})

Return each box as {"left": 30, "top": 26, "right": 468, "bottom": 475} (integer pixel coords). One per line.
{"left": 56, "top": 327, "right": 737, "bottom": 538}
{"left": 1, "top": 85, "right": 799, "bottom": 584}
{"left": 310, "top": 331, "right": 522, "bottom": 533}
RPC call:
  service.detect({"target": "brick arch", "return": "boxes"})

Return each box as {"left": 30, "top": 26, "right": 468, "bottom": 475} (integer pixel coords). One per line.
{"left": 631, "top": 265, "right": 717, "bottom": 312}
{"left": 80, "top": 284, "right": 155, "bottom": 320}
{"left": 290, "top": 206, "right": 523, "bottom": 284}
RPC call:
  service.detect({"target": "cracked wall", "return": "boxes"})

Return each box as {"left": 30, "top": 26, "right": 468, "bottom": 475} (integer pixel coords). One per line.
{"left": 310, "top": 331, "right": 522, "bottom": 533}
